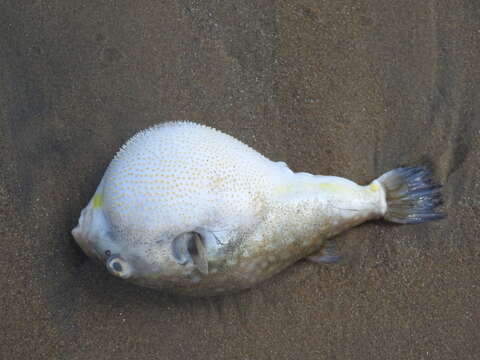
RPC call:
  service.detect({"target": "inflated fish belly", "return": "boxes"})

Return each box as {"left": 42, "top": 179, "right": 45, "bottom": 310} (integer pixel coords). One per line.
{"left": 72, "top": 122, "right": 444, "bottom": 296}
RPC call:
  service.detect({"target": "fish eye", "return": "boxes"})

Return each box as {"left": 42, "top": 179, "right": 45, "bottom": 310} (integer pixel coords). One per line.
{"left": 112, "top": 261, "right": 122, "bottom": 272}
{"left": 105, "top": 250, "right": 111, "bottom": 257}
{"left": 106, "top": 255, "right": 131, "bottom": 279}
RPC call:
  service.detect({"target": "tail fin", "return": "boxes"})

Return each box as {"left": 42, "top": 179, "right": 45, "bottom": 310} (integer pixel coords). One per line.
{"left": 376, "top": 166, "right": 445, "bottom": 224}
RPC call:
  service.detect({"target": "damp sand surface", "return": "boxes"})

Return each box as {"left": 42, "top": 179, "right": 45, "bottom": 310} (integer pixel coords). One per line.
{"left": 1, "top": 1, "right": 479, "bottom": 359}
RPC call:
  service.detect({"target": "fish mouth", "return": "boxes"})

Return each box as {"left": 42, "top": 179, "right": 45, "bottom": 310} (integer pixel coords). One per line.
{"left": 71, "top": 204, "right": 108, "bottom": 262}
{"left": 71, "top": 217, "right": 105, "bottom": 263}
{"left": 71, "top": 226, "right": 81, "bottom": 240}
{"left": 71, "top": 225, "right": 99, "bottom": 260}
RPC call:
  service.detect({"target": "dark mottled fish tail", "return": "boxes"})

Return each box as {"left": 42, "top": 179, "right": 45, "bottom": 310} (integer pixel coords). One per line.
{"left": 376, "top": 167, "right": 445, "bottom": 224}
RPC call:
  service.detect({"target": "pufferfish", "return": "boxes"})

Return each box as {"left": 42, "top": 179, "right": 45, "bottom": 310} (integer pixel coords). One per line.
{"left": 72, "top": 122, "right": 444, "bottom": 296}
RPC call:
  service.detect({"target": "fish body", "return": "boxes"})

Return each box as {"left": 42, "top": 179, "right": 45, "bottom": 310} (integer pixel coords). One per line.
{"left": 72, "top": 122, "right": 443, "bottom": 296}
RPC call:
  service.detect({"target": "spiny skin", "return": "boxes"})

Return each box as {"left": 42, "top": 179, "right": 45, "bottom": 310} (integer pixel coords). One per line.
{"left": 72, "top": 122, "right": 386, "bottom": 296}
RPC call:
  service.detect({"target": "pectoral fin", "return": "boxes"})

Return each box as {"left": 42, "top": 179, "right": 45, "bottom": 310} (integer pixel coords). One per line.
{"left": 171, "top": 231, "right": 209, "bottom": 274}
{"left": 192, "top": 233, "right": 208, "bottom": 274}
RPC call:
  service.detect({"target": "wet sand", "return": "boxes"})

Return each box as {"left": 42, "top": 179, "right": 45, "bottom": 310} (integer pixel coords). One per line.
{"left": 1, "top": 1, "right": 479, "bottom": 359}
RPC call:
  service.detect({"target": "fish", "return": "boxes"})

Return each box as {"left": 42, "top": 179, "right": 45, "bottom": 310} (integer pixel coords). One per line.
{"left": 72, "top": 122, "right": 444, "bottom": 296}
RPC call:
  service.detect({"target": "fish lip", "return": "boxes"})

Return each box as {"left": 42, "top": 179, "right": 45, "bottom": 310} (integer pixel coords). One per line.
{"left": 72, "top": 202, "right": 114, "bottom": 262}
{"left": 71, "top": 223, "right": 103, "bottom": 261}
{"left": 71, "top": 226, "right": 80, "bottom": 239}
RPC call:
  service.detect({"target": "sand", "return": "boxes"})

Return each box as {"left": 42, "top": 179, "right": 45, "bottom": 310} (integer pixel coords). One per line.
{"left": 1, "top": 1, "right": 479, "bottom": 359}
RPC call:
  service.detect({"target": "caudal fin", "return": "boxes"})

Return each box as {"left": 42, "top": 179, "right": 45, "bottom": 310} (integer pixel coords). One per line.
{"left": 376, "top": 166, "right": 445, "bottom": 224}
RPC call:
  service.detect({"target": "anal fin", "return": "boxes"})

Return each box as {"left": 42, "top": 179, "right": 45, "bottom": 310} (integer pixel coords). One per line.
{"left": 307, "top": 241, "right": 341, "bottom": 264}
